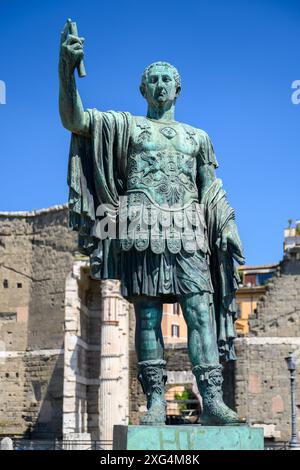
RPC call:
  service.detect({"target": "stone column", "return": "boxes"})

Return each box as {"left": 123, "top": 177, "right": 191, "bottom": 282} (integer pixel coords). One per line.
{"left": 118, "top": 297, "right": 131, "bottom": 424}
{"left": 98, "top": 280, "right": 129, "bottom": 449}
{"left": 63, "top": 263, "right": 129, "bottom": 448}
{"left": 63, "top": 259, "right": 90, "bottom": 437}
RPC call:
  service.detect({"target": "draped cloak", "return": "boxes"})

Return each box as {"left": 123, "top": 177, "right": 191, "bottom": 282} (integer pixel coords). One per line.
{"left": 67, "top": 108, "right": 243, "bottom": 361}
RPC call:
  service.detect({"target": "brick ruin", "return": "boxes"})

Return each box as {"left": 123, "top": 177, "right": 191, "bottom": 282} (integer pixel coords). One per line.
{"left": 0, "top": 206, "right": 130, "bottom": 448}
{"left": 0, "top": 206, "right": 75, "bottom": 437}
{"left": 233, "top": 253, "right": 300, "bottom": 441}
{"left": 0, "top": 205, "right": 300, "bottom": 444}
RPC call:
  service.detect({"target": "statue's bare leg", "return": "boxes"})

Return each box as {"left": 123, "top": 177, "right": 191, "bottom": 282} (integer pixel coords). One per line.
{"left": 179, "top": 293, "right": 241, "bottom": 425}
{"left": 134, "top": 297, "right": 164, "bottom": 362}
{"left": 178, "top": 292, "right": 219, "bottom": 366}
{"left": 133, "top": 297, "right": 167, "bottom": 425}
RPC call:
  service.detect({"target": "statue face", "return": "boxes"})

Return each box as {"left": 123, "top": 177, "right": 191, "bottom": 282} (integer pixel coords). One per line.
{"left": 143, "top": 64, "right": 179, "bottom": 109}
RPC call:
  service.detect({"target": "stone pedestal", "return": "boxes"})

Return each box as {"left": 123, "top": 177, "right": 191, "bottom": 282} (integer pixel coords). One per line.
{"left": 113, "top": 425, "right": 264, "bottom": 450}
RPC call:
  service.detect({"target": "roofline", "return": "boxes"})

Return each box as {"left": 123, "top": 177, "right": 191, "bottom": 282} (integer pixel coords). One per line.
{"left": 237, "top": 264, "right": 279, "bottom": 271}
{"left": 0, "top": 204, "right": 68, "bottom": 218}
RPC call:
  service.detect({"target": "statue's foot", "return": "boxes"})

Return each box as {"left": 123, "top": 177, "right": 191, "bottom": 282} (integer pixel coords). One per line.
{"left": 200, "top": 402, "right": 244, "bottom": 426}
{"left": 137, "top": 360, "right": 167, "bottom": 426}
{"left": 193, "top": 364, "right": 246, "bottom": 426}
{"left": 140, "top": 402, "right": 166, "bottom": 426}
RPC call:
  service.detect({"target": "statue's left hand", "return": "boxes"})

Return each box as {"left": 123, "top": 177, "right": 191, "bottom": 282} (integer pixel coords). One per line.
{"left": 220, "top": 221, "right": 245, "bottom": 265}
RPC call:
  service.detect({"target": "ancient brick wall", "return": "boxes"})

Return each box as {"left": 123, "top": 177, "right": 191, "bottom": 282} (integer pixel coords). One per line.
{"left": 235, "top": 256, "right": 300, "bottom": 441}
{"left": 234, "top": 338, "right": 300, "bottom": 441}
{"left": 1, "top": 206, "right": 131, "bottom": 444}
{"left": 0, "top": 206, "right": 77, "bottom": 437}
{"left": 250, "top": 267, "right": 300, "bottom": 337}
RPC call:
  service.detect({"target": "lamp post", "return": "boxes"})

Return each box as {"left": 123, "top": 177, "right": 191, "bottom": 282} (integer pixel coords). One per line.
{"left": 285, "top": 354, "right": 300, "bottom": 449}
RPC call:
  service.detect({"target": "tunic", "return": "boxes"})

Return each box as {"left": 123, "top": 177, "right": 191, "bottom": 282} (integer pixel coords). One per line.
{"left": 67, "top": 109, "right": 243, "bottom": 360}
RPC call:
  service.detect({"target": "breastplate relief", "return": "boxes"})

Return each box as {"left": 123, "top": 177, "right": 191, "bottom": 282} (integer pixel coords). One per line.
{"left": 128, "top": 118, "right": 200, "bottom": 207}
{"left": 127, "top": 150, "right": 198, "bottom": 205}
{"left": 119, "top": 118, "right": 207, "bottom": 254}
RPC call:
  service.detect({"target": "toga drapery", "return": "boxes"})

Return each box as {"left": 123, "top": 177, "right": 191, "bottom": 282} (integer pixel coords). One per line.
{"left": 67, "top": 109, "right": 242, "bottom": 361}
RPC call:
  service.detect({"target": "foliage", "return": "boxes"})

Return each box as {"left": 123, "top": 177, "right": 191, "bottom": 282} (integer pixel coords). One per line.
{"left": 175, "top": 389, "right": 191, "bottom": 411}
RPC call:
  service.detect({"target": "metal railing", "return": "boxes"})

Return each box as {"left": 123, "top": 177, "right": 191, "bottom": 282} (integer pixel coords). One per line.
{"left": 264, "top": 441, "right": 289, "bottom": 450}
{"left": 13, "top": 439, "right": 106, "bottom": 450}
{"left": 10, "top": 437, "right": 290, "bottom": 451}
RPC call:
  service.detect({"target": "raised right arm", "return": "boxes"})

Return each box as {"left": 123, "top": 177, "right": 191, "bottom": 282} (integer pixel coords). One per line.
{"left": 59, "top": 21, "right": 90, "bottom": 135}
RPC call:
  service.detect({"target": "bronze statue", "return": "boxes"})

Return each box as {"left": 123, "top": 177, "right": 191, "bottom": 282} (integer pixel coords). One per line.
{"left": 59, "top": 20, "right": 245, "bottom": 426}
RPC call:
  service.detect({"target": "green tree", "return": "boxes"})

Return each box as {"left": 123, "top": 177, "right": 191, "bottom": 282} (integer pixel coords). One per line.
{"left": 175, "top": 389, "right": 191, "bottom": 411}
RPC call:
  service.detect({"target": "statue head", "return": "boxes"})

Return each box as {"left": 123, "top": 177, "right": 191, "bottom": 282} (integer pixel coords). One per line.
{"left": 140, "top": 61, "right": 181, "bottom": 110}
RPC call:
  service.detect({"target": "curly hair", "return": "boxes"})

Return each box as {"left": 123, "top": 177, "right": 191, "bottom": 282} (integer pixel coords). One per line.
{"left": 140, "top": 61, "right": 181, "bottom": 97}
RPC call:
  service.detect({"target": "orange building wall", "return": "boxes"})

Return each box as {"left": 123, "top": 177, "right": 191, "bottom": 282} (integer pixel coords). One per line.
{"left": 162, "top": 303, "right": 187, "bottom": 344}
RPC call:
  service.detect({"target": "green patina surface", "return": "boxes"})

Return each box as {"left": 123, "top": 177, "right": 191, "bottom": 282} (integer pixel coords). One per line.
{"left": 60, "top": 19, "right": 246, "bottom": 427}
{"left": 114, "top": 425, "right": 264, "bottom": 450}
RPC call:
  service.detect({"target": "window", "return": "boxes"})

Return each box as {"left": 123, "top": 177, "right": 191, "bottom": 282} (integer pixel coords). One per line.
{"left": 17, "top": 283, "right": 22, "bottom": 288}
{"left": 244, "top": 274, "right": 256, "bottom": 287}
{"left": 172, "top": 304, "right": 181, "bottom": 315}
{"left": 3, "top": 280, "right": 8, "bottom": 288}
{"left": 171, "top": 324, "right": 180, "bottom": 338}
{"left": 256, "top": 272, "right": 274, "bottom": 286}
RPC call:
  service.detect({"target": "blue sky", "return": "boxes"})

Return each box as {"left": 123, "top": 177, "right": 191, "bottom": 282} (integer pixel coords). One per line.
{"left": 0, "top": 0, "right": 299, "bottom": 265}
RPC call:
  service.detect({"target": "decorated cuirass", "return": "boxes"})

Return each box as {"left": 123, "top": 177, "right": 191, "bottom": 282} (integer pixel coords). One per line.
{"left": 127, "top": 117, "right": 199, "bottom": 206}
{"left": 119, "top": 117, "right": 208, "bottom": 254}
